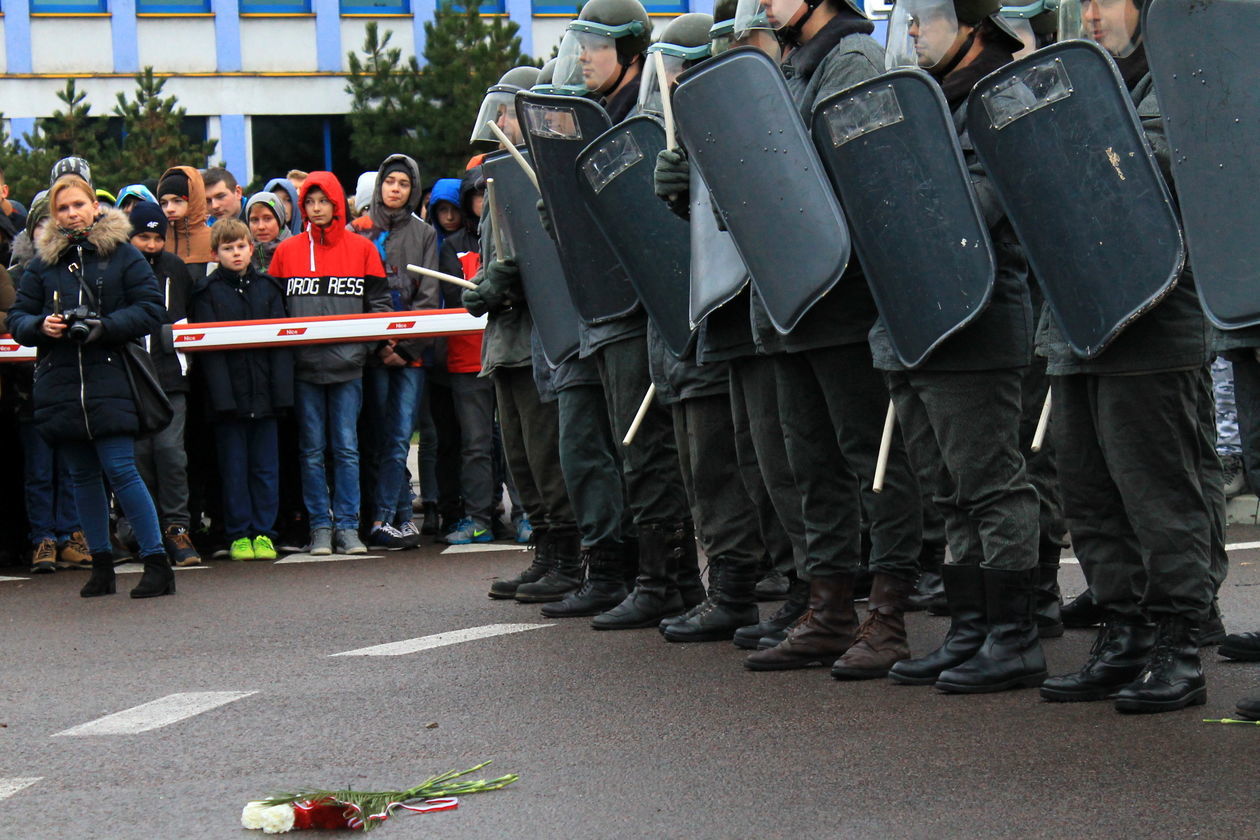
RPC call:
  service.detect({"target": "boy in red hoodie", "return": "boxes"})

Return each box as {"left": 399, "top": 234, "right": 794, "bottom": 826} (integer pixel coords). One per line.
{"left": 268, "top": 173, "right": 390, "bottom": 555}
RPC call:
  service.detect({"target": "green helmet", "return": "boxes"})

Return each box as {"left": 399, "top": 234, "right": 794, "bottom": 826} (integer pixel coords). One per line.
{"left": 654, "top": 13, "right": 714, "bottom": 57}
{"left": 575, "top": 0, "right": 653, "bottom": 61}
{"left": 534, "top": 58, "right": 558, "bottom": 89}
{"left": 714, "top": 0, "right": 738, "bottom": 22}
{"left": 498, "top": 65, "right": 540, "bottom": 90}
{"left": 471, "top": 65, "right": 541, "bottom": 144}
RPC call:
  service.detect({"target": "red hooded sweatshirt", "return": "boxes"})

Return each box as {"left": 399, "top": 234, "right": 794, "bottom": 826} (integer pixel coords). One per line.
{"left": 268, "top": 171, "right": 390, "bottom": 385}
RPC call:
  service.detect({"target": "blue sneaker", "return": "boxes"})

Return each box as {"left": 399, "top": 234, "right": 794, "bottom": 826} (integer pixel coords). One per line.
{"left": 444, "top": 517, "right": 494, "bottom": 545}
{"left": 515, "top": 517, "right": 533, "bottom": 545}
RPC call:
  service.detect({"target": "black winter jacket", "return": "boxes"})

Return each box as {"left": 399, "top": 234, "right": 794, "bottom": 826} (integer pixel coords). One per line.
{"left": 188, "top": 265, "right": 294, "bottom": 419}
{"left": 142, "top": 249, "right": 194, "bottom": 393}
{"left": 8, "top": 208, "right": 165, "bottom": 444}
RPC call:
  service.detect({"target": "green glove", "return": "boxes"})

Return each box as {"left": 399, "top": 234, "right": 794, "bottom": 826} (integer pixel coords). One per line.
{"left": 536, "top": 198, "right": 555, "bottom": 240}
{"left": 461, "top": 285, "right": 489, "bottom": 317}
{"left": 654, "top": 148, "right": 690, "bottom": 203}
{"left": 464, "top": 257, "right": 521, "bottom": 316}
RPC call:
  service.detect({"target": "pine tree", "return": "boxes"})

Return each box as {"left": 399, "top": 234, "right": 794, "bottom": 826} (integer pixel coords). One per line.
{"left": 344, "top": 22, "right": 426, "bottom": 171}
{"left": 414, "top": 1, "right": 534, "bottom": 178}
{"left": 112, "top": 67, "right": 218, "bottom": 185}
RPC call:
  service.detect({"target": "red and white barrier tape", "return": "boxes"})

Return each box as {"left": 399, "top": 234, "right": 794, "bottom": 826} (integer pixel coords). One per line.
{"left": 0, "top": 308, "right": 485, "bottom": 362}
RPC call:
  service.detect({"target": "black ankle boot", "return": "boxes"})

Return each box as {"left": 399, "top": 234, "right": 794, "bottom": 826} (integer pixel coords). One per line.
{"left": 906, "top": 539, "right": 946, "bottom": 614}
{"left": 592, "top": 524, "right": 684, "bottom": 630}
{"left": 488, "top": 527, "right": 553, "bottom": 599}
{"left": 665, "top": 559, "right": 759, "bottom": 643}
{"left": 934, "top": 567, "right": 1046, "bottom": 693}
{"left": 1113, "top": 616, "right": 1207, "bottom": 713}
{"left": 1040, "top": 616, "right": 1157, "bottom": 702}
{"left": 80, "top": 551, "right": 117, "bottom": 598}
{"left": 541, "top": 545, "right": 627, "bottom": 618}
{"left": 130, "top": 553, "right": 175, "bottom": 598}
{"left": 660, "top": 559, "right": 718, "bottom": 634}
{"left": 1035, "top": 541, "right": 1064, "bottom": 638}
{"left": 889, "top": 563, "right": 986, "bottom": 685}
{"left": 673, "top": 522, "right": 706, "bottom": 609}
{"left": 515, "top": 530, "right": 582, "bottom": 603}
{"left": 734, "top": 576, "right": 807, "bottom": 650}
{"left": 1061, "top": 588, "right": 1103, "bottom": 628}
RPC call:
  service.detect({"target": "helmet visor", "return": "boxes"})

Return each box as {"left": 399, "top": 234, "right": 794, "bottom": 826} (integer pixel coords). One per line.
{"left": 554, "top": 28, "right": 621, "bottom": 94}
{"left": 470, "top": 88, "right": 522, "bottom": 144}
{"left": 637, "top": 51, "right": 690, "bottom": 116}
{"left": 1059, "top": 0, "right": 1141, "bottom": 58}
{"left": 885, "top": 0, "right": 961, "bottom": 71}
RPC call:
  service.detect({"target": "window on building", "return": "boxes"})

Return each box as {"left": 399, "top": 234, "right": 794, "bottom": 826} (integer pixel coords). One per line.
{"left": 135, "top": 0, "right": 212, "bottom": 12}
{"left": 532, "top": 0, "right": 680, "bottom": 12}
{"left": 240, "top": 0, "right": 313, "bottom": 11}
{"left": 28, "top": 0, "right": 108, "bottom": 13}
{"left": 340, "top": 0, "right": 411, "bottom": 13}
{"left": 443, "top": 0, "right": 509, "bottom": 11}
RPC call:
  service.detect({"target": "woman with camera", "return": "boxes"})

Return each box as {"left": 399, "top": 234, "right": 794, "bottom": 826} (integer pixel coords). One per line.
{"left": 7, "top": 175, "right": 172, "bottom": 599}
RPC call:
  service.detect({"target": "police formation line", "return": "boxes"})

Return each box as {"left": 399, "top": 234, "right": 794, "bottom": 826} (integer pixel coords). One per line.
{"left": 458, "top": 0, "right": 1260, "bottom": 721}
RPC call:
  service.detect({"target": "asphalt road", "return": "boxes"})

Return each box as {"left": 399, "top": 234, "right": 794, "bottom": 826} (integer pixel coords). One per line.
{"left": 2, "top": 528, "right": 1257, "bottom": 839}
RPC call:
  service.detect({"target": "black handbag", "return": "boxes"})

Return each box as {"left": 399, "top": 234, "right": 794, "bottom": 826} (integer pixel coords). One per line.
{"left": 74, "top": 259, "right": 173, "bottom": 436}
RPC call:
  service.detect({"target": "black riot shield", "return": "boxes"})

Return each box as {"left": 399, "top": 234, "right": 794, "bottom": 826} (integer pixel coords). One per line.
{"left": 481, "top": 148, "right": 582, "bottom": 365}
{"left": 672, "top": 46, "right": 851, "bottom": 334}
{"left": 967, "top": 40, "right": 1184, "bottom": 358}
{"left": 689, "top": 168, "right": 748, "bottom": 329}
{"left": 811, "top": 69, "right": 995, "bottom": 368}
{"left": 575, "top": 116, "right": 694, "bottom": 357}
{"left": 514, "top": 92, "right": 639, "bottom": 325}
{"left": 1147, "top": 0, "right": 1260, "bottom": 329}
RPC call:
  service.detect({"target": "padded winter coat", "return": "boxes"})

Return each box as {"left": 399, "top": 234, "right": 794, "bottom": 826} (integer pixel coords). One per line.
{"left": 8, "top": 208, "right": 165, "bottom": 444}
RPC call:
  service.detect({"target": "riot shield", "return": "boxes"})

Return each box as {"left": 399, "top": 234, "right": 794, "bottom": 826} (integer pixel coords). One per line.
{"left": 1147, "top": 0, "right": 1260, "bottom": 329}
{"left": 575, "top": 115, "right": 694, "bottom": 358}
{"left": 481, "top": 148, "right": 582, "bottom": 365}
{"left": 514, "top": 92, "right": 639, "bottom": 325}
{"left": 672, "top": 46, "right": 851, "bottom": 334}
{"left": 689, "top": 168, "right": 748, "bottom": 329}
{"left": 811, "top": 69, "right": 995, "bottom": 368}
{"left": 967, "top": 40, "right": 1184, "bottom": 358}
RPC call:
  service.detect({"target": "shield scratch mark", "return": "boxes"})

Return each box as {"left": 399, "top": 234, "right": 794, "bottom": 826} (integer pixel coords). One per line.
{"left": 1105, "top": 146, "right": 1126, "bottom": 180}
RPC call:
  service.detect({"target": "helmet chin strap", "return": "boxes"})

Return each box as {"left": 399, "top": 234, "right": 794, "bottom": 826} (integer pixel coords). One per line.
{"left": 777, "top": 0, "right": 824, "bottom": 47}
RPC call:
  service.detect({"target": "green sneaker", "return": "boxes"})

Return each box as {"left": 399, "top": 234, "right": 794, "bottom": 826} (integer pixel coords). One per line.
{"left": 252, "top": 535, "right": 277, "bottom": 561}
{"left": 229, "top": 537, "right": 255, "bottom": 561}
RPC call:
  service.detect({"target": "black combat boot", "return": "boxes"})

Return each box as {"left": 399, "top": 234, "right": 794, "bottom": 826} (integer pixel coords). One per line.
{"left": 934, "top": 567, "right": 1047, "bottom": 693}
{"left": 673, "top": 522, "right": 706, "bottom": 609}
{"left": 754, "top": 567, "right": 791, "bottom": 601}
{"left": 592, "top": 524, "right": 685, "bottom": 630}
{"left": 541, "top": 544, "right": 627, "bottom": 618}
{"left": 889, "top": 563, "right": 986, "bottom": 685}
{"left": 488, "top": 527, "right": 553, "bottom": 600}
{"left": 665, "top": 559, "right": 759, "bottom": 643}
{"left": 660, "top": 559, "right": 717, "bottom": 634}
{"left": 906, "top": 539, "right": 946, "bottom": 614}
{"left": 1113, "top": 616, "right": 1207, "bottom": 713}
{"left": 1219, "top": 630, "right": 1260, "bottom": 661}
{"left": 1036, "top": 538, "right": 1065, "bottom": 638}
{"left": 734, "top": 575, "right": 807, "bottom": 650}
{"left": 744, "top": 574, "right": 858, "bottom": 670}
{"left": 130, "top": 553, "right": 176, "bottom": 598}
{"left": 1061, "top": 588, "right": 1103, "bottom": 628}
{"left": 80, "top": 551, "right": 117, "bottom": 598}
{"left": 1236, "top": 695, "right": 1260, "bottom": 720}
{"left": 1040, "top": 616, "right": 1158, "bottom": 702}
{"left": 515, "top": 530, "right": 582, "bottom": 603}
{"left": 1198, "top": 599, "right": 1226, "bottom": 646}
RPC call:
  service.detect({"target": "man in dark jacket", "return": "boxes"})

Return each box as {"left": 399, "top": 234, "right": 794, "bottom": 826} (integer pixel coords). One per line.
{"left": 269, "top": 172, "right": 390, "bottom": 556}
{"left": 127, "top": 201, "right": 201, "bottom": 567}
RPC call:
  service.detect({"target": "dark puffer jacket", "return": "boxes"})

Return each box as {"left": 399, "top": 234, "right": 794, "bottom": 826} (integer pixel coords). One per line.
{"left": 8, "top": 208, "right": 165, "bottom": 444}
{"left": 188, "top": 265, "right": 294, "bottom": 419}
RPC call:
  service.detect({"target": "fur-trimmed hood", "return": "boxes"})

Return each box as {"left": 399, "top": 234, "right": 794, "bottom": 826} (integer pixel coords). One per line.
{"left": 36, "top": 206, "right": 133, "bottom": 265}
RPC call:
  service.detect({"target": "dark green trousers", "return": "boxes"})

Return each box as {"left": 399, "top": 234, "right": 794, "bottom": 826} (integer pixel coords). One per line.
{"left": 493, "top": 366, "right": 576, "bottom": 534}
{"left": 1019, "top": 356, "right": 1068, "bottom": 550}
{"left": 556, "top": 382, "right": 626, "bottom": 547}
{"left": 888, "top": 367, "right": 1038, "bottom": 572}
{"left": 1053, "top": 366, "right": 1216, "bottom": 621}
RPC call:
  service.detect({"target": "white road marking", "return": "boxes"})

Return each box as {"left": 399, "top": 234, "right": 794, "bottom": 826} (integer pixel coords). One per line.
{"left": 0, "top": 778, "right": 41, "bottom": 800}
{"left": 442, "top": 543, "right": 528, "bottom": 555}
{"left": 0, "top": 576, "right": 29, "bottom": 582}
{"left": 331, "top": 623, "right": 554, "bottom": 657}
{"left": 53, "top": 691, "right": 257, "bottom": 737}
{"left": 274, "top": 553, "right": 383, "bottom": 564}
{"left": 113, "top": 563, "right": 208, "bottom": 574}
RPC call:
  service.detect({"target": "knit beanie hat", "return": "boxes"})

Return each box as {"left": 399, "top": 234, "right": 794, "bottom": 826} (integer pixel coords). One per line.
{"left": 158, "top": 170, "right": 190, "bottom": 200}
{"left": 129, "top": 201, "right": 168, "bottom": 239}
{"left": 50, "top": 157, "right": 92, "bottom": 188}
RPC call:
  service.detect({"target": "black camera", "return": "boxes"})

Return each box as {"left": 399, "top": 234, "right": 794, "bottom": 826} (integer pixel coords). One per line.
{"left": 63, "top": 305, "right": 99, "bottom": 343}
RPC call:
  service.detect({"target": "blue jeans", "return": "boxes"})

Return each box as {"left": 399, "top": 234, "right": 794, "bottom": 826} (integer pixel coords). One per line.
{"left": 214, "top": 418, "right": 280, "bottom": 540}
{"left": 365, "top": 365, "right": 423, "bottom": 524}
{"left": 295, "top": 378, "right": 363, "bottom": 530}
{"left": 20, "top": 419, "right": 79, "bottom": 544}
{"left": 60, "top": 435, "right": 163, "bottom": 557}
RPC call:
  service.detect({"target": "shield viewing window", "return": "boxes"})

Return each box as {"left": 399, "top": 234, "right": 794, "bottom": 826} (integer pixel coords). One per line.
{"left": 580, "top": 130, "right": 645, "bottom": 195}
{"left": 521, "top": 103, "right": 583, "bottom": 141}
{"left": 823, "top": 84, "right": 906, "bottom": 147}
{"left": 981, "top": 57, "right": 1074, "bottom": 130}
